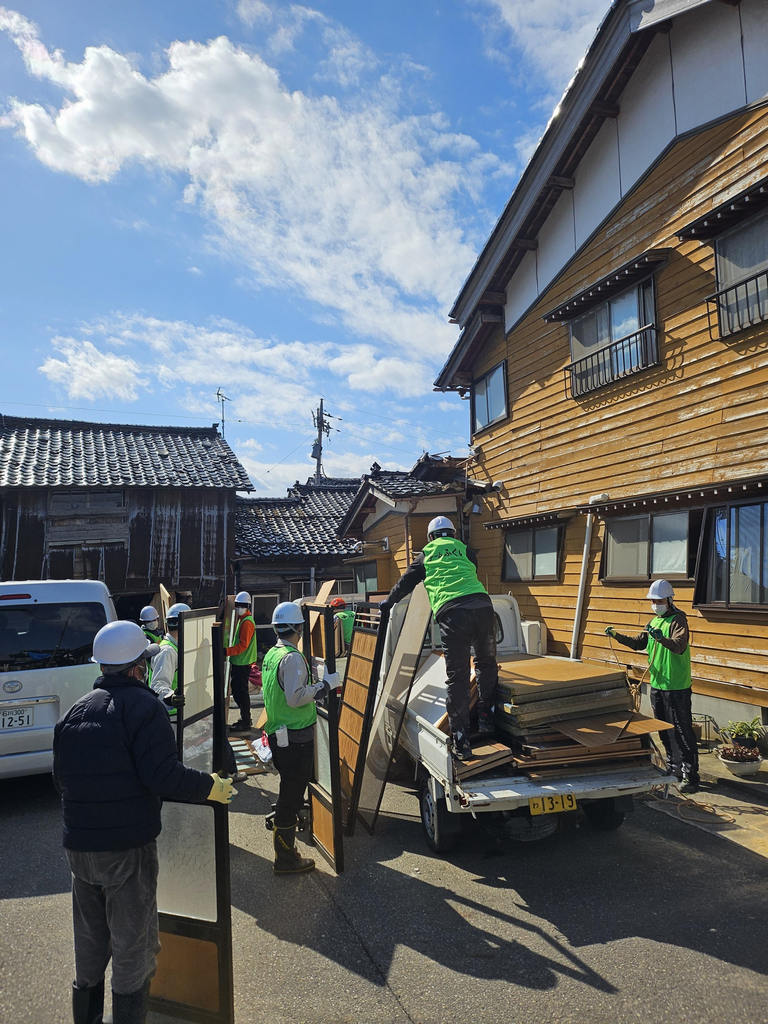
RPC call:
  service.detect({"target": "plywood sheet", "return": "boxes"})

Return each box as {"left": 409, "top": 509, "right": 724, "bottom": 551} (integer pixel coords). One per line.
{"left": 497, "top": 654, "right": 625, "bottom": 690}
{"left": 454, "top": 741, "right": 515, "bottom": 781}
{"left": 556, "top": 712, "right": 675, "bottom": 747}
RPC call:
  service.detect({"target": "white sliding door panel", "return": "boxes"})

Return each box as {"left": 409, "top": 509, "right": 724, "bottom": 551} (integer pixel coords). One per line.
{"left": 504, "top": 249, "right": 538, "bottom": 331}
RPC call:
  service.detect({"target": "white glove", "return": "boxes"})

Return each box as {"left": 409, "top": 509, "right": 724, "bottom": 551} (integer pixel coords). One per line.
{"left": 323, "top": 671, "right": 341, "bottom": 689}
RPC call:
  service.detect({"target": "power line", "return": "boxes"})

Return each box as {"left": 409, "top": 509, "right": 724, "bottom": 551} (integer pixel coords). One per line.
{"left": 336, "top": 401, "right": 468, "bottom": 443}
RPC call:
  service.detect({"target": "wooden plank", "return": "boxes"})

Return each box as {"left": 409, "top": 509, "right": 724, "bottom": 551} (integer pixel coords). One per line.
{"left": 556, "top": 712, "right": 674, "bottom": 747}
{"left": 454, "top": 741, "right": 515, "bottom": 780}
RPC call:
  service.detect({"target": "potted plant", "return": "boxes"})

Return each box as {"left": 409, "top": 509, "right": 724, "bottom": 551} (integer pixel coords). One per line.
{"left": 717, "top": 745, "right": 763, "bottom": 777}
{"left": 725, "top": 718, "right": 766, "bottom": 750}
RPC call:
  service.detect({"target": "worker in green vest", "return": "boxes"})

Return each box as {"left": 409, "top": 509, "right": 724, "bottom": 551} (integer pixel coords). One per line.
{"left": 605, "top": 579, "right": 698, "bottom": 793}
{"left": 225, "top": 592, "right": 259, "bottom": 733}
{"left": 263, "top": 602, "right": 339, "bottom": 874}
{"left": 379, "top": 516, "right": 498, "bottom": 762}
{"left": 149, "top": 603, "right": 189, "bottom": 716}
{"left": 139, "top": 606, "right": 163, "bottom": 645}
{"left": 331, "top": 597, "right": 355, "bottom": 651}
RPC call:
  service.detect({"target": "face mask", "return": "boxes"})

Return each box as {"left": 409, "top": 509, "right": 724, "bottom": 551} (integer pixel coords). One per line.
{"left": 651, "top": 602, "right": 668, "bottom": 616}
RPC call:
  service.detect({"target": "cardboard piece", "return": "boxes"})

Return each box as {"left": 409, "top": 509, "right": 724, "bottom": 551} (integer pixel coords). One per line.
{"left": 556, "top": 712, "right": 675, "bottom": 748}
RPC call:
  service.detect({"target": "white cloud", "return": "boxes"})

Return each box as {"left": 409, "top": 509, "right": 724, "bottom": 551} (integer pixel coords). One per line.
{"left": 0, "top": 9, "right": 503, "bottom": 364}
{"left": 236, "top": 1, "right": 272, "bottom": 28}
{"left": 476, "top": 0, "right": 608, "bottom": 95}
{"left": 39, "top": 337, "right": 149, "bottom": 401}
{"left": 187, "top": 265, "right": 203, "bottom": 275}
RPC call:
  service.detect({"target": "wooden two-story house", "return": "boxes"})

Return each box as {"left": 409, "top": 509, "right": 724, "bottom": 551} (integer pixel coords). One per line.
{"left": 435, "top": 0, "right": 768, "bottom": 725}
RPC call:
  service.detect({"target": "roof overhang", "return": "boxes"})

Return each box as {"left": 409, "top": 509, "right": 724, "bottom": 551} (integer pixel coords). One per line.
{"left": 542, "top": 248, "right": 672, "bottom": 322}
{"left": 677, "top": 175, "right": 768, "bottom": 241}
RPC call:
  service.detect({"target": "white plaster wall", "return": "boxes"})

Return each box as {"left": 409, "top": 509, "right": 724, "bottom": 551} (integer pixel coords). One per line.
{"left": 670, "top": 2, "right": 746, "bottom": 135}
{"left": 741, "top": 0, "right": 768, "bottom": 106}
{"left": 534, "top": 189, "right": 576, "bottom": 295}
{"left": 617, "top": 31, "right": 676, "bottom": 194}
{"left": 573, "top": 119, "right": 622, "bottom": 249}
{"left": 504, "top": 249, "right": 538, "bottom": 331}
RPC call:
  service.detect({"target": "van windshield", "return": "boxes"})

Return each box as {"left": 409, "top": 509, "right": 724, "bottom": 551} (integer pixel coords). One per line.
{"left": 0, "top": 603, "right": 107, "bottom": 671}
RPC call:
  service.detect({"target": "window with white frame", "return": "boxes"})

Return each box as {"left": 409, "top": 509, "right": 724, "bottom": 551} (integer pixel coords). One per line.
{"left": 472, "top": 361, "right": 507, "bottom": 433}
{"left": 503, "top": 525, "right": 561, "bottom": 582}
{"left": 715, "top": 211, "right": 768, "bottom": 336}
{"left": 602, "top": 511, "right": 699, "bottom": 581}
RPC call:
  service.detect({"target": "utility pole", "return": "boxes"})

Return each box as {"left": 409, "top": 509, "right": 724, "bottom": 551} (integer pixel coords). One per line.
{"left": 216, "top": 388, "right": 230, "bottom": 437}
{"left": 311, "top": 399, "right": 332, "bottom": 483}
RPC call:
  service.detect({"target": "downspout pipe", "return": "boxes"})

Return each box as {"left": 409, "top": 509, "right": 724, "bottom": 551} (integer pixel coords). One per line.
{"left": 569, "top": 493, "right": 609, "bottom": 661}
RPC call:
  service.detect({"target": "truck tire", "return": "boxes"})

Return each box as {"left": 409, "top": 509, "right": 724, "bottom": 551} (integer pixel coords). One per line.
{"left": 583, "top": 799, "right": 626, "bottom": 831}
{"left": 419, "top": 779, "right": 462, "bottom": 854}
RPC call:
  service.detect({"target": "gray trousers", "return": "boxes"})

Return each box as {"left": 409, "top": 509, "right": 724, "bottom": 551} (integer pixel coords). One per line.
{"left": 65, "top": 842, "right": 160, "bottom": 995}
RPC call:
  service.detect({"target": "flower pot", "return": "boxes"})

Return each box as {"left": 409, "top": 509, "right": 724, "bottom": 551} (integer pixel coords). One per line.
{"left": 718, "top": 755, "right": 763, "bottom": 777}
{"left": 734, "top": 737, "right": 759, "bottom": 750}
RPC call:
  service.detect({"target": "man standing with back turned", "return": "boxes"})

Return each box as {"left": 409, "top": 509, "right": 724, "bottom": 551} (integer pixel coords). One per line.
{"left": 54, "top": 620, "right": 236, "bottom": 1024}
{"left": 379, "top": 516, "right": 498, "bottom": 761}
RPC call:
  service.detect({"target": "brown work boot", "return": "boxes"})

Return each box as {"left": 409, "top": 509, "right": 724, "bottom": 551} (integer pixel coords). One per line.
{"left": 273, "top": 823, "right": 315, "bottom": 874}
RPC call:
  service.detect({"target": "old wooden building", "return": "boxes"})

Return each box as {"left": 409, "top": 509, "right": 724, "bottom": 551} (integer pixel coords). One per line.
{"left": 436, "top": 0, "right": 768, "bottom": 724}
{"left": 0, "top": 415, "right": 252, "bottom": 615}
{"left": 234, "top": 477, "right": 361, "bottom": 605}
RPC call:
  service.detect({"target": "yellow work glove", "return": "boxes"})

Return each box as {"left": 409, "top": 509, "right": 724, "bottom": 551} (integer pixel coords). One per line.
{"left": 207, "top": 773, "right": 236, "bottom": 804}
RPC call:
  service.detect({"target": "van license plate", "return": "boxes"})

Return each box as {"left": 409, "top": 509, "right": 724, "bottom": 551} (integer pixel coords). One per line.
{"left": 529, "top": 794, "right": 577, "bottom": 816}
{"left": 0, "top": 707, "right": 34, "bottom": 729}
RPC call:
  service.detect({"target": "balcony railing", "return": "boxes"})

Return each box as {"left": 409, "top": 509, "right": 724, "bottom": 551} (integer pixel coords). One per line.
{"left": 564, "top": 325, "right": 660, "bottom": 398}
{"left": 707, "top": 268, "right": 768, "bottom": 338}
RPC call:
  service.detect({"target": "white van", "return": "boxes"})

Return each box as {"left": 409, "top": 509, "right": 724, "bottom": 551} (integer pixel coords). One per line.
{"left": 0, "top": 580, "right": 117, "bottom": 779}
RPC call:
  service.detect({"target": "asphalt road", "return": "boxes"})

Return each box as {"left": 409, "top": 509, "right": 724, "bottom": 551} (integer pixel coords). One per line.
{"left": 2, "top": 769, "right": 768, "bottom": 1024}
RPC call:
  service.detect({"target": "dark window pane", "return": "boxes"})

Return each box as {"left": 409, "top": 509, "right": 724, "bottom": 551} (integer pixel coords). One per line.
{"left": 0, "top": 602, "right": 107, "bottom": 669}
{"left": 708, "top": 508, "right": 728, "bottom": 602}
{"left": 729, "top": 504, "right": 761, "bottom": 604}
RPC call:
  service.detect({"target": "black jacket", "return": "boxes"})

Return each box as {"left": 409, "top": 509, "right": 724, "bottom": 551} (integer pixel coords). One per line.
{"left": 386, "top": 546, "right": 490, "bottom": 620}
{"left": 53, "top": 673, "right": 213, "bottom": 852}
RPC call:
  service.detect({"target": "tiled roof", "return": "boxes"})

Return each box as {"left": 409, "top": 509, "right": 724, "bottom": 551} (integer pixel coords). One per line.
{"left": 0, "top": 415, "right": 253, "bottom": 490}
{"left": 366, "top": 470, "right": 464, "bottom": 500}
{"left": 235, "top": 477, "right": 361, "bottom": 559}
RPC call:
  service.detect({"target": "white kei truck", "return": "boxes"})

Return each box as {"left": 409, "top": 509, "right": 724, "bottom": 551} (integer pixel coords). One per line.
{"left": 0, "top": 580, "right": 117, "bottom": 779}
{"left": 376, "top": 594, "right": 665, "bottom": 853}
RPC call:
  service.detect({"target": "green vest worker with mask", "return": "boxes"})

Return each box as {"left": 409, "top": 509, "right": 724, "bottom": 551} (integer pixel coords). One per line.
{"left": 225, "top": 591, "right": 260, "bottom": 734}
{"left": 263, "top": 602, "right": 339, "bottom": 875}
{"left": 605, "top": 579, "right": 698, "bottom": 793}
{"left": 379, "top": 516, "right": 498, "bottom": 762}
{"left": 139, "top": 605, "right": 163, "bottom": 645}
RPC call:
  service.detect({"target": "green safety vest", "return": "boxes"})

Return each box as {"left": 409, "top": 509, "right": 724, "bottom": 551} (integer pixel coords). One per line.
{"left": 647, "top": 614, "right": 691, "bottom": 691}
{"left": 229, "top": 613, "right": 259, "bottom": 665}
{"left": 422, "top": 536, "right": 487, "bottom": 616}
{"left": 335, "top": 609, "right": 355, "bottom": 644}
{"left": 262, "top": 643, "right": 316, "bottom": 736}
{"left": 143, "top": 627, "right": 163, "bottom": 645}
{"left": 152, "top": 635, "right": 179, "bottom": 717}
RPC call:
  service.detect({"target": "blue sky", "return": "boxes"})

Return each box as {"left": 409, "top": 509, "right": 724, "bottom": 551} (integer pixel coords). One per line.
{"left": 0, "top": 0, "right": 608, "bottom": 494}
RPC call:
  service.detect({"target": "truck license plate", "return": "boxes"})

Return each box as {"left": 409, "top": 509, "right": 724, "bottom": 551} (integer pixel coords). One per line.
{"left": 529, "top": 794, "right": 577, "bottom": 816}
{"left": 0, "top": 707, "right": 34, "bottom": 729}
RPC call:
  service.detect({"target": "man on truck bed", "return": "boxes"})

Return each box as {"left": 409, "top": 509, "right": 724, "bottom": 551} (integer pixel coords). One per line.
{"left": 379, "top": 516, "right": 498, "bottom": 761}
{"left": 605, "top": 579, "right": 699, "bottom": 793}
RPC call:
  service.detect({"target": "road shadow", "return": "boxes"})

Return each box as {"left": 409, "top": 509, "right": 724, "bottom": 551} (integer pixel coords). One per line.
{"left": 0, "top": 772, "right": 70, "bottom": 898}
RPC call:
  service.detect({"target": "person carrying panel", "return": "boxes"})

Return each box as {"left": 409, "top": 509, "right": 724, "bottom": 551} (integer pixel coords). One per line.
{"left": 379, "top": 516, "right": 498, "bottom": 761}
{"left": 262, "top": 602, "right": 339, "bottom": 874}
{"left": 54, "top": 621, "right": 235, "bottom": 1024}
{"left": 605, "top": 579, "right": 699, "bottom": 793}
{"left": 226, "top": 591, "right": 259, "bottom": 734}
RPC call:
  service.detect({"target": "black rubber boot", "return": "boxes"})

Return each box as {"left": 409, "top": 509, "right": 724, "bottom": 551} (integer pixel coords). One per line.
{"left": 451, "top": 734, "right": 473, "bottom": 761}
{"left": 228, "top": 718, "right": 252, "bottom": 734}
{"left": 475, "top": 702, "right": 495, "bottom": 736}
{"left": 111, "top": 979, "right": 150, "bottom": 1024}
{"left": 273, "top": 823, "right": 315, "bottom": 874}
{"left": 72, "top": 980, "right": 105, "bottom": 1024}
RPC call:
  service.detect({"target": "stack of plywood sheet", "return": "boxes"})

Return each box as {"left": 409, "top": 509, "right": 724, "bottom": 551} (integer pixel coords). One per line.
{"left": 453, "top": 741, "right": 515, "bottom": 781}
{"left": 494, "top": 655, "right": 632, "bottom": 734}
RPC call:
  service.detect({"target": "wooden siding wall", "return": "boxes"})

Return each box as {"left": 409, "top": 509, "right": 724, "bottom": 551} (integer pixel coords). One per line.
{"left": 467, "top": 104, "right": 768, "bottom": 703}
{"left": 0, "top": 487, "right": 234, "bottom": 606}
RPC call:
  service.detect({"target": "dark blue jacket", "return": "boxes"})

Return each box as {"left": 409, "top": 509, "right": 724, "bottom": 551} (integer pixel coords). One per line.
{"left": 53, "top": 673, "right": 213, "bottom": 852}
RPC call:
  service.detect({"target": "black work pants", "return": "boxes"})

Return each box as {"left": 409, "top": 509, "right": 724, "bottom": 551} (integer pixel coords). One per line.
{"left": 268, "top": 736, "right": 315, "bottom": 828}
{"left": 437, "top": 600, "right": 498, "bottom": 741}
{"left": 651, "top": 686, "right": 699, "bottom": 779}
{"left": 229, "top": 663, "right": 253, "bottom": 725}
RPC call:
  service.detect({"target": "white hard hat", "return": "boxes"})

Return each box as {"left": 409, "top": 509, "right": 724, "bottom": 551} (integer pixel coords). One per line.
{"left": 92, "top": 621, "right": 151, "bottom": 665}
{"left": 140, "top": 605, "right": 159, "bottom": 623}
{"left": 647, "top": 580, "right": 674, "bottom": 601}
{"left": 272, "top": 602, "right": 305, "bottom": 631}
{"left": 166, "top": 602, "right": 191, "bottom": 627}
{"left": 235, "top": 591, "right": 251, "bottom": 606}
{"left": 427, "top": 515, "right": 456, "bottom": 539}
